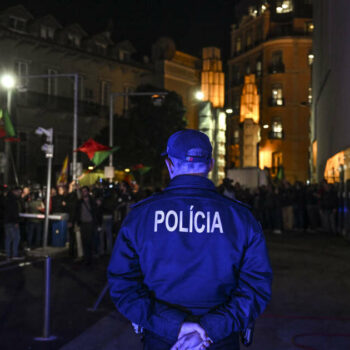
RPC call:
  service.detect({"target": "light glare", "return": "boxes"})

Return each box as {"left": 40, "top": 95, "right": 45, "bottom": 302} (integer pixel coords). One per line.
{"left": 195, "top": 91, "right": 204, "bottom": 101}
{"left": 1, "top": 74, "right": 16, "bottom": 89}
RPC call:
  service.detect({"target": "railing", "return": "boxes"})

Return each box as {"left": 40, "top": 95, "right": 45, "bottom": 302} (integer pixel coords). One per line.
{"left": 268, "top": 98, "right": 285, "bottom": 107}
{"left": 268, "top": 63, "right": 285, "bottom": 74}
{"left": 268, "top": 131, "right": 284, "bottom": 140}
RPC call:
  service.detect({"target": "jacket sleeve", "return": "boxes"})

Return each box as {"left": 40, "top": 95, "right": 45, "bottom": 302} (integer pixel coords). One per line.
{"left": 107, "top": 218, "right": 188, "bottom": 343}
{"left": 200, "top": 216, "right": 272, "bottom": 342}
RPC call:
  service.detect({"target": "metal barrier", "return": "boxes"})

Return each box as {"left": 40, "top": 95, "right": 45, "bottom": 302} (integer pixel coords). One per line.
{"left": 19, "top": 213, "right": 69, "bottom": 221}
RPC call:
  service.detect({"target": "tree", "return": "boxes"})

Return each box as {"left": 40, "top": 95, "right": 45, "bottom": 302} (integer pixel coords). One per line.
{"left": 96, "top": 85, "right": 187, "bottom": 186}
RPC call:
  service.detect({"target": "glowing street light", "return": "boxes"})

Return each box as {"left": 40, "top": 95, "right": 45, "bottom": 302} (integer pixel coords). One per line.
{"left": 263, "top": 124, "right": 269, "bottom": 129}
{"left": 195, "top": 91, "right": 204, "bottom": 101}
{"left": 0, "top": 74, "right": 16, "bottom": 89}
{"left": 225, "top": 108, "right": 233, "bottom": 114}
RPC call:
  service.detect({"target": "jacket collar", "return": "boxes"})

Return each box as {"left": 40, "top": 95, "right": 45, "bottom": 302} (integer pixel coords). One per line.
{"left": 165, "top": 174, "right": 216, "bottom": 191}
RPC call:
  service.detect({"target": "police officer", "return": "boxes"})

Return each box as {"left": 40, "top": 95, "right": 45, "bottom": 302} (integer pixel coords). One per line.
{"left": 108, "top": 129, "right": 272, "bottom": 350}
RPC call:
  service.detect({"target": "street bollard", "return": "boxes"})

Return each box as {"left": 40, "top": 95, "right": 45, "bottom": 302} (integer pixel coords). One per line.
{"left": 34, "top": 256, "right": 57, "bottom": 341}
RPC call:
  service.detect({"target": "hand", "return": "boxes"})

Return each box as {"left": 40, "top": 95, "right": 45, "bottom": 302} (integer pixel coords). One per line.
{"left": 171, "top": 331, "right": 212, "bottom": 350}
{"left": 178, "top": 322, "right": 208, "bottom": 341}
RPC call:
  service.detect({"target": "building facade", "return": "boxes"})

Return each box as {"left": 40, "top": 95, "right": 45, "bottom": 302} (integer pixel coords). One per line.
{"left": 227, "top": 0, "right": 312, "bottom": 183}
{"left": 311, "top": 0, "right": 350, "bottom": 183}
{"left": 0, "top": 6, "right": 205, "bottom": 184}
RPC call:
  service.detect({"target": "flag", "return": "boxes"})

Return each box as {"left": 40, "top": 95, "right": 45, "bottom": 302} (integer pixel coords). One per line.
{"left": 75, "top": 138, "right": 111, "bottom": 159}
{"left": 91, "top": 146, "right": 119, "bottom": 167}
{"left": 0, "top": 108, "right": 19, "bottom": 142}
{"left": 57, "top": 155, "right": 69, "bottom": 186}
{"left": 132, "top": 163, "right": 151, "bottom": 175}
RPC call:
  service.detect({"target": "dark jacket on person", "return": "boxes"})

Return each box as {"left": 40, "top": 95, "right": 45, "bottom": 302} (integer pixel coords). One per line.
{"left": 74, "top": 196, "right": 102, "bottom": 227}
{"left": 108, "top": 175, "right": 272, "bottom": 344}
{"left": 4, "top": 192, "right": 20, "bottom": 224}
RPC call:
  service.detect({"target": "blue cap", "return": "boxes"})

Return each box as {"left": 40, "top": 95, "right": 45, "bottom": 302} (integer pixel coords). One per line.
{"left": 162, "top": 129, "right": 212, "bottom": 163}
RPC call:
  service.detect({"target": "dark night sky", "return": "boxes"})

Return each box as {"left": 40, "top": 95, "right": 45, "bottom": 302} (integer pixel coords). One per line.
{"left": 2, "top": 0, "right": 240, "bottom": 59}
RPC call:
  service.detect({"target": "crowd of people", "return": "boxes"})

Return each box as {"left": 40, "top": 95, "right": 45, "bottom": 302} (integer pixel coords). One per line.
{"left": 0, "top": 177, "right": 342, "bottom": 262}
{"left": 218, "top": 178, "right": 340, "bottom": 235}
{"left": 0, "top": 180, "right": 148, "bottom": 263}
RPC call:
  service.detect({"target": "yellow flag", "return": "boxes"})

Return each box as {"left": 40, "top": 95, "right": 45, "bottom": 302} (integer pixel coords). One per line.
{"left": 57, "top": 156, "right": 69, "bottom": 186}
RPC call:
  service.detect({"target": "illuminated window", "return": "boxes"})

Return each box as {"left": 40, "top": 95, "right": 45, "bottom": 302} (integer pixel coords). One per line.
{"left": 271, "top": 85, "right": 284, "bottom": 106}
{"left": 41, "top": 25, "right": 55, "bottom": 39}
{"left": 308, "top": 87, "right": 312, "bottom": 104}
{"left": 9, "top": 16, "right": 26, "bottom": 31}
{"left": 276, "top": 0, "right": 293, "bottom": 13}
{"left": 233, "top": 130, "right": 240, "bottom": 144}
{"left": 256, "top": 60, "right": 262, "bottom": 76}
{"left": 306, "top": 21, "right": 314, "bottom": 33}
{"left": 270, "top": 119, "right": 283, "bottom": 139}
{"left": 48, "top": 69, "right": 58, "bottom": 96}
{"left": 308, "top": 52, "right": 314, "bottom": 65}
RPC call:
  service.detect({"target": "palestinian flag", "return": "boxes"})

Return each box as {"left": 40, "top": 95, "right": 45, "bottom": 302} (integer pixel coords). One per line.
{"left": 132, "top": 163, "right": 151, "bottom": 175}
{"left": 0, "top": 109, "right": 20, "bottom": 142}
{"left": 75, "top": 138, "right": 119, "bottom": 167}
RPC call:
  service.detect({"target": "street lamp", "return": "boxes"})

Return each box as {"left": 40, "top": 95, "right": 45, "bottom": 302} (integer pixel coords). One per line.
{"left": 1, "top": 73, "right": 80, "bottom": 182}
{"left": 1, "top": 74, "right": 16, "bottom": 90}
{"left": 195, "top": 90, "right": 204, "bottom": 101}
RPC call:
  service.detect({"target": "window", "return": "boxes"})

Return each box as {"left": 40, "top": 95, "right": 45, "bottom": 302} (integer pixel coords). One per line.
{"left": 235, "top": 37, "right": 242, "bottom": 53}
{"left": 272, "top": 152, "right": 283, "bottom": 175}
{"left": 308, "top": 52, "right": 314, "bottom": 65}
{"left": 9, "top": 16, "right": 26, "bottom": 31}
{"left": 96, "top": 42, "right": 107, "bottom": 55}
{"left": 68, "top": 33, "right": 80, "bottom": 47}
{"left": 256, "top": 60, "right": 262, "bottom": 76}
{"left": 41, "top": 25, "right": 55, "bottom": 39}
{"left": 308, "top": 87, "right": 312, "bottom": 104}
{"left": 233, "top": 130, "right": 240, "bottom": 144}
{"left": 15, "top": 61, "right": 28, "bottom": 77}
{"left": 305, "top": 21, "right": 314, "bottom": 33}
{"left": 85, "top": 88, "right": 94, "bottom": 101}
{"left": 233, "top": 95, "right": 240, "bottom": 114}
{"left": 48, "top": 69, "right": 58, "bottom": 96}
{"left": 246, "top": 31, "right": 252, "bottom": 48}
{"left": 245, "top": 62, "right": 251, "bottom": 75}
{"left": 270, "top": 119, "right": 283, "bottom": 139}
{"left": 276, "top": 0, "right": 293, "bottom": 13}
{"left": 100, "top": 81, "right": 110, "bottom": 106}
{"left": 270, "top": 51, "right": 284, "bottom": 73}
{"left": 271, "top": 85, "right": 284, "bottom": 106}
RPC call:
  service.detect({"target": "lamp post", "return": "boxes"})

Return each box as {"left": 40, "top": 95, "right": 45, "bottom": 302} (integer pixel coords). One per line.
{"left": 18, "top": 74, "right": 79, "bottom": 181}
{"left": 0, "top": 74, "right": 16, "bottom": 184}
{"left": 108, "top": 91, "right": 168, "bottom": 169}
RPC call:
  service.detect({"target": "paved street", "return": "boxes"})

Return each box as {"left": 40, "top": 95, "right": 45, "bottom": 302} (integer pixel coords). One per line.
{"left": 1, "top": 231, "right": 350, "bottom": 349}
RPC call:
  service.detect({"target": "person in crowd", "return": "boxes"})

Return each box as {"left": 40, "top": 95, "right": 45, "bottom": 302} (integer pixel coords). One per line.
{"left": 74, "top": 186, "right": 101, "bottom": 265}
{"left": 280, "top": 181, "right": 294, "bottom": 231}
{"left": 26, "top": 191, "right": 44, "bottom": 249}
{"left": 4, "top": 187, "right": 23, "bottom": 260}
{"left": 293, "top": 182, "right": 306, "bottom": 231}
{"left": 66, "top": 181, "right": 79, "bottom": 258}
{"left": 108, "top": 129, "right": 272, "bottom": 350}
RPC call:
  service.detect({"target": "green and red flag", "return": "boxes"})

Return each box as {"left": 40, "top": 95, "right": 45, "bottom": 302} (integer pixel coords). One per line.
{"left": 75, "top": 138, "right": 119, "bottom": 167}
{"left": 132, "top": 163, "right": 151, "bottom": 175}
{"left": 0, "top": 108, "right": 20, "bottom": 142}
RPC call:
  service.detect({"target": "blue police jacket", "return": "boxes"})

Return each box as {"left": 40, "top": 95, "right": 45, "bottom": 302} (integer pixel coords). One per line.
{"left": 108, "top": 175, "right": 272, "bottom": 343}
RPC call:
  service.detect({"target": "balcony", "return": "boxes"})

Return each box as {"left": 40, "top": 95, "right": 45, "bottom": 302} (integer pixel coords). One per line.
{"left": 268, "top": 130, "right": 284, "bottom": 139}
{"left": 268, "top": 98, "right": 285, "bottom": 107}
{"left": 268, "top": 63, "right": 285, "bottom": 74}
{"left": 15, "top": 91, "right": 109, "bottom": 116}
